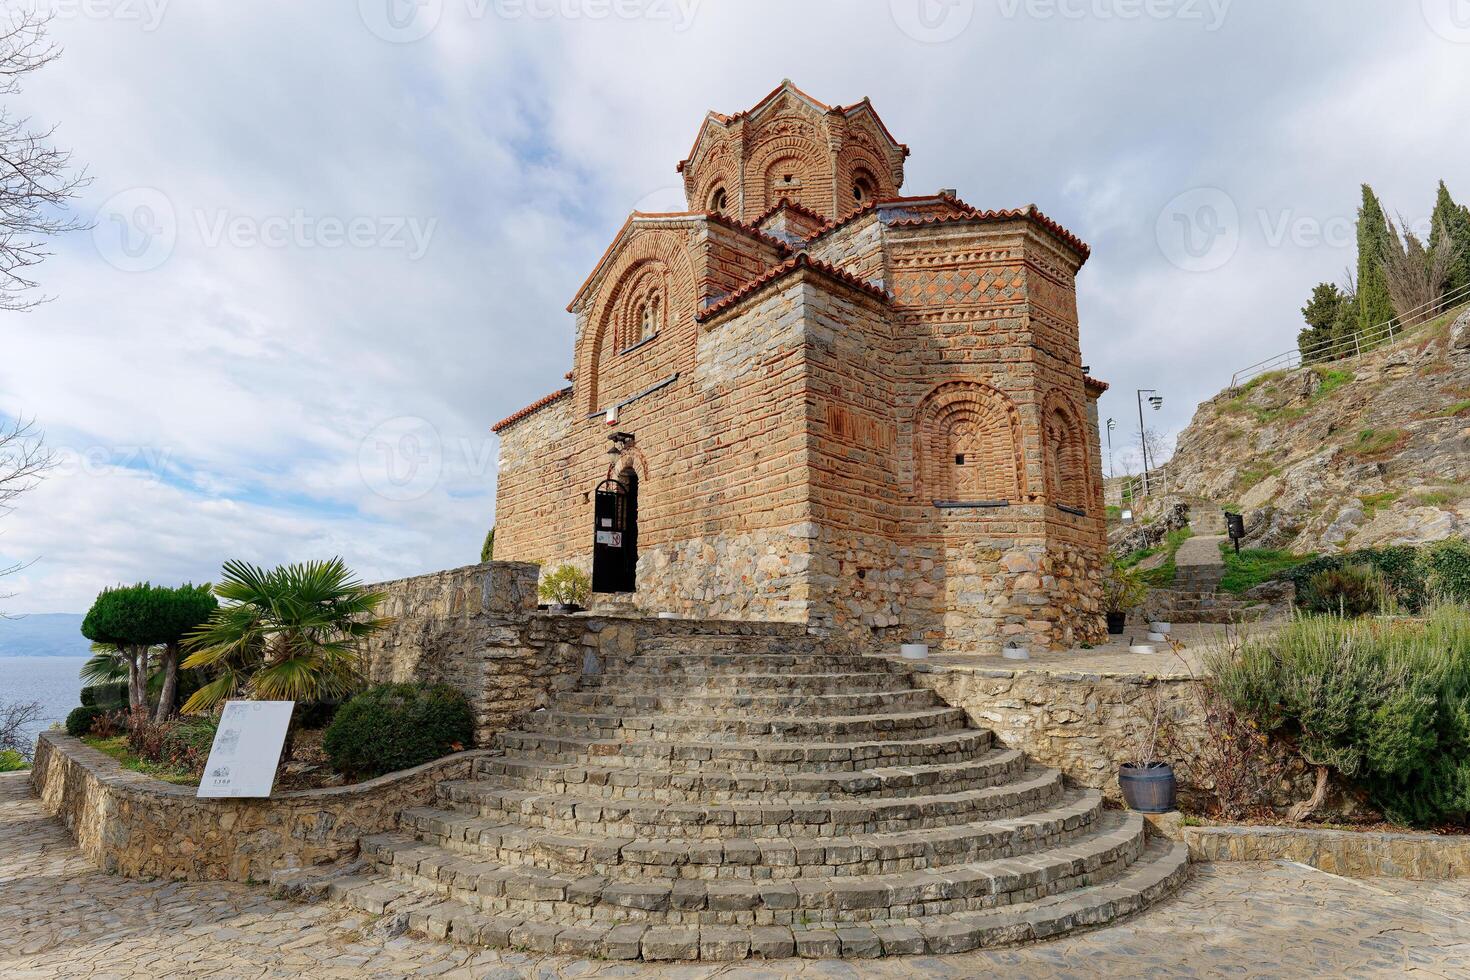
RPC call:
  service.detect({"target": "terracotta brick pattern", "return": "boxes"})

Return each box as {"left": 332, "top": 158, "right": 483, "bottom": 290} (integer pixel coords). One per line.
{"left": 494, "top": 85, "right": 1108, "bottom": 652}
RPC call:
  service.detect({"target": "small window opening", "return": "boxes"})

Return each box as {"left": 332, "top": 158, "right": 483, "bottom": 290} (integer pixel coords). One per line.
{"left": 710, "top": 187, "right": 728, "bottom": 214}
{"left": 955, "top": 454, "right": 966, "bottom": 466}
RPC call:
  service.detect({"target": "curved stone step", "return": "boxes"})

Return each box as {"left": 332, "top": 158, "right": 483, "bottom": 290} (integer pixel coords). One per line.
{"left": 517, "top": 706, "right": 970, "bottom": 744}
{"left": 394, "top": 789, "right": 1104, "bottom": 881}
{"left": 494, "top": 727, "right": 995, "bottom": 772}
{"left": 361, "top": 810, "right": 1146, "bottom": 927}
{"left": 591, "top": 670, "right": 914, "bottom": 695}
{"left": 554, "top": 688, "right": 941, "bottom": 716}
{"left": 616, "top": 653, "right": 886, "bottom": 674}
{"left": 473, "top": 746, "right": 1026, "bottom": 802}
{"left": 435, "top": 767, "right": 1065, "bottom": 838}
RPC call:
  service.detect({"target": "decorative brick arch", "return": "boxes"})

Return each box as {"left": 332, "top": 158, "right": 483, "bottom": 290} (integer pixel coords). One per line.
{"left": 916, "top": 381, "right": 1025, "bottom": 503}
{"left": 742, "top": 134, "right": 829, "bottom": 218}
{"left": 836, "top": 145, "right": 895, "bottom": 210}
{"left": 583, "top": 231, "right": 697, "bottom": 414}
{"left": 690, "top": 140, "right": 739, "bottom": 216}
{"left": 1041, "top": 390, "right": 1091, "bottom": 512}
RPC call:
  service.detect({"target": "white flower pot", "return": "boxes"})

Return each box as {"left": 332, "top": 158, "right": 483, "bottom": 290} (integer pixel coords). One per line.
{"left": 1148, "top": 632, "right": 1168, "bottom": 643}
{"left": 900, "top": 643, "right": 929, "bottom": 660}
{"left": 1150, "top": 622, "right": 1173, "bottom": 634}
{"left": 1130, "top": 644, "right": 1157, "bottom": 655}
{"left": 1002, "top": 645, "right": 1030, "bottom": 661}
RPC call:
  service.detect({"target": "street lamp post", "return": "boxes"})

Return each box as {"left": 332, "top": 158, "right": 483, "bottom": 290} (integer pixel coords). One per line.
{"left": 1136, "top": 390, "right": 1163, "bottom": 495}
{"left": 1105, "top": 418, "right": 1116, "bottom": 481}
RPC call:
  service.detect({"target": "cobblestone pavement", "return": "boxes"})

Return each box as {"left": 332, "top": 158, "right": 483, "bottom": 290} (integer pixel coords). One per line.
{"left": 3, "top": 773, "right": 1469, "bottom": 979}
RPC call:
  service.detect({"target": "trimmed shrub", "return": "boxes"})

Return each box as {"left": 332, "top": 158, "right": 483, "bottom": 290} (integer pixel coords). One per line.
{"left": 322, "top": 683, "right": 474, "bottom": 780}
{"left": 1286, "top": 546, "right": 1427, "bottom": 612}
{"left": 0, "top": 749, "right": 27, "bottom": 772}
{"left": 1423, "top": 538, "right": 1470, "bottom": 604}
{"left": 65, "top": 705, "right": 104, "bottom": 737}
{"left": 80, "top": 682, "right": 128, "bottom": 710}
{"left": 1300, "top": 563, "right": 1390, "bottom": 617}
{"left": 1208, "top": 606, "right": 1470, "bottom": 826}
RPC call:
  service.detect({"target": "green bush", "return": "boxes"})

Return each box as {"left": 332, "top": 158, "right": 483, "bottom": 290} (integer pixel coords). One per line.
{"left": 1300, "top": 563, "right": 1391, "bottom": 617}
{"left": 66, "top": 705, "right": 104, "bottom": 737}
{"left": 1423, "top": 538, "right": 1470, "bottom": 604}
{"left": 1286, "top": 546, "right": 1428, "bottom": 612}
{"left": 322, "top": 683, "right": 474, "bottom": 780}
{"left": 1208, "top": 606, "right": 1470, "bottom": 826}
{"left": 80, "top": 682, "right": 128, "bottom": 710}
{"left": 159, "top": 716, "right": 217, "bottom": 771}
{"left": 0, "top": 749, "right": 27, "bottom": 772}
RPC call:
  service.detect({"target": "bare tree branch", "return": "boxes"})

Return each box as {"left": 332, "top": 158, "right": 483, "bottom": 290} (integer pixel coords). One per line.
{"left": 0, "top": 699, "right": 43, "bottom": 761}
{"left": 0, "top": 414, "right": 54, "bottom": 613}
{"left": 0, "top": 10, "right": 90, "bottom": 311}
{"left": 1381, "top": 213, "right": 1459, "bottom": 321}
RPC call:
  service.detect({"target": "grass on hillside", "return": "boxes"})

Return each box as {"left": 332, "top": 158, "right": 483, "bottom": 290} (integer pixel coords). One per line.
{"left": 1413, "top": 485, "right": 1470, "bottom": 507}
{"left": 1346, "top": 428, "right": 1411, "bottom": 459}
{"left": 1217, "top": 541, "right": 1315, "bottom": 595}
{"left": 1119, "top": 526, "right": 1195, "bottom": 588}
{"left": 84, "top": 735, "right": 198, "bottom": 786}
{"left": 1358, "top": 491, "right": 1400, "bottom": 518}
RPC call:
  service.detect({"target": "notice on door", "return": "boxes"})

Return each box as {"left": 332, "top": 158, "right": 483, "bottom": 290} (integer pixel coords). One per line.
{"left": 596, "top": 530, "right": 623, "bottom": 547}
{"left": 196, "top": 700, "right": 295, "bottom": 798}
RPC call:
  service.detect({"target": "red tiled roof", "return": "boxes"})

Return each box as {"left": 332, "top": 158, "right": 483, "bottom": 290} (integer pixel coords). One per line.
{"left": 695, "top": 252, "right": 890, "bottom": 323}
{"left": 887, "top": 205, "right": 1092, "bottom": 261}
{"left": 750, "top": 198, "right": 833, "bottom": 231}
{"left": 705, "top": 210, "right": 798, "bottom": 254}
{"left": 799, "top": 194, "right": 973, "bottom": 245}
{"left": 492, "top": 386, "right": 573, "bottom": 433}
{"left": 1083, "top": 374, "right": 1110, "bottom": 395}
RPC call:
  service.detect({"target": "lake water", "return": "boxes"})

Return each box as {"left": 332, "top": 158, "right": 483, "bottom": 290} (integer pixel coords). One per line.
{"left": 0, "top": 656, "right": 89, "bottom": 752}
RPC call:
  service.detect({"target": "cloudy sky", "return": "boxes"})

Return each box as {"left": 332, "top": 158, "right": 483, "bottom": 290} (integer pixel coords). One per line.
{"left": 3, "top": 0, "right": 1468, "bottom": 612}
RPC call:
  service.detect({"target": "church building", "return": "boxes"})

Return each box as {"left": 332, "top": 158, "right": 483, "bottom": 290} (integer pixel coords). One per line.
{"left": 492, "top": 82, "right": 1110, "bottom": 652}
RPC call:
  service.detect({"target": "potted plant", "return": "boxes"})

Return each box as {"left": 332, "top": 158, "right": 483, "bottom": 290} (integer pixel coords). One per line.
{"left": 1103, "top": 562, "right": 1147, "bottom": 635}
{"left": 539, "top": 565, "right": 591, "bottom": 614}
{"left": 1119, "top": 693, "right": 1177, "bottom": 813}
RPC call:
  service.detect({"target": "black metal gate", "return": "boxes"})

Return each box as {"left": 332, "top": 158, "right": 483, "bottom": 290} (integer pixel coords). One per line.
{"left": 592, "top": 474, "right": 638, "bottom": 593}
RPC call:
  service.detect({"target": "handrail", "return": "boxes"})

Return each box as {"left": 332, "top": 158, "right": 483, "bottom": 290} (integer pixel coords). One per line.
{"left": 1228, "top": 282, "right": 1470, "bottom": 390}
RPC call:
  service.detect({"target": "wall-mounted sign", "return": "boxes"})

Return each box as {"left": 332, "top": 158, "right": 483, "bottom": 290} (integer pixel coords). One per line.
{"left": 596, "top": 530, "right": 623, "bottom": 547}
{"left": 196, "top": 700, "right": 294, "bottom": 799}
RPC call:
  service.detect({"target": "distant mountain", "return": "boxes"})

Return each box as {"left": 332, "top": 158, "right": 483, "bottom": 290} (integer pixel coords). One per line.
{"left": 0, "top": 613, "right": 90, "bottom": 658}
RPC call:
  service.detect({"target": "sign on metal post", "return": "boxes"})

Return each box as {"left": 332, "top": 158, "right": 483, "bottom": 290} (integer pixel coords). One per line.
{"left": 196, "top": 701, "right": 295, "bottom": 799}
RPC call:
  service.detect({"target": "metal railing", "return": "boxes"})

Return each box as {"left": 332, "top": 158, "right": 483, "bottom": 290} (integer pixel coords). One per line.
{"left": 1108, "top": 465, "right": 1173, "bottom": 506}
{"left": 1228, "top": 281, "right": 1470, "bottom": 390}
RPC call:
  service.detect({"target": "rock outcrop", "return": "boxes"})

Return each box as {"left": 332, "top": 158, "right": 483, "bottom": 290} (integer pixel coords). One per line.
{"left": 1167, "top": 309, "right": 1470, "bottom": 555}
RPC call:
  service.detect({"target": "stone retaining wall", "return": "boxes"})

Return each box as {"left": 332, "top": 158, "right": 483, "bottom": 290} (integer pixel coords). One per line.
{"left": 30, "top": 732, "right": 485, "bottom": 883}
{"left": 1182, "top": 824, "right": 1470, "bottom": 879}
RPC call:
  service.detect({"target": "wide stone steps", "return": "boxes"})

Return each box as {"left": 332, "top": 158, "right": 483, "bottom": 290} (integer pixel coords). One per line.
{"left": 434, "top": 768, "right": 1065, "bottom": 838}
{"left": 318, "top": 836, "right": 1187, "bottom": 959}
{"left": 554, "top": 688, "right": 942, "bottom": 716}
{"left": 517, "top": 706, "right": 971, "bottom": 744}
{"left": 361, "top": 809, "right": 1145, "bottom": 926}
{"left": 495, "top": 727, "right": 996, "bottom": 772}
{"left": 395, "top": 789, "right": 1104, "bottom": 881}
{"left": 292, "top": 626, "right": 1189, "bottom": 962}
{"left": 472, "top": 746, "right": 1027, "bottom": 802}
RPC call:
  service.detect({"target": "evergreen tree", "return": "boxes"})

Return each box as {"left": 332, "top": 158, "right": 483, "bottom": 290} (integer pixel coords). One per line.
{"left": 1430, "top": 180, "right": 1470, "bottom": 300}
{"left": 480, "top": 526, "right": 495, "bottom": 563}
{"left": 1299, "top": 282, "right": 1345, "bottom": 362}
{"left": 1355, "top": 184, "right": 1397, "bottom": 339}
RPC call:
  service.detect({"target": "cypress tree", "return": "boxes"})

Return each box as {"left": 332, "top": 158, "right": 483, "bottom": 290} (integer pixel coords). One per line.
{"left": 1299, "top": 282, "right": 1345, "bottom": 363}
{"left": 1430, "top": 180, "right": 1470, "bottom": 300}
{"left": 1355, "top": 184, "right": 1397, "bottom": 338}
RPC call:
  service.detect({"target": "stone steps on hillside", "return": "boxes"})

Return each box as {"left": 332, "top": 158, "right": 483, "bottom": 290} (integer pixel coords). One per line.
{"left": 295, "top": 624, "right": 1187, "bottom": 961}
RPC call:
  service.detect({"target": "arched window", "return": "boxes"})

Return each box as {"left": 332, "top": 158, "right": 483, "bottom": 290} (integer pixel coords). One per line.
{"left": 917, "top": 382, "right": 1022, "bottom": 506}
{"left": 852, "top": 170, "right": 876, "bottom": 205}
{"left": 1043, "top": 401, "right": 1089, "bottom": 512}
{"left": 709, "top": 187, "right": 728, "bottom": 214}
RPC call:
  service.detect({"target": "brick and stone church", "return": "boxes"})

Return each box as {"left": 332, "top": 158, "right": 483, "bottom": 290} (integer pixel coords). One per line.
{"left": 493, "top": 82, "right": 1110, "bottom": 653}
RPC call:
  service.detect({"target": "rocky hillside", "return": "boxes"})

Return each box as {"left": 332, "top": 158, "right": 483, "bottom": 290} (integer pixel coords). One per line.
{"left": 1167, "top": 309, "right": 1470, "bottom": 554}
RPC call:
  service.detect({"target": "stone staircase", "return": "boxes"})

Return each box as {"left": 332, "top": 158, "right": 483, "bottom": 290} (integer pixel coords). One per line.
{"left": 285, "top": 627, "right": 1189, "bottom": 962}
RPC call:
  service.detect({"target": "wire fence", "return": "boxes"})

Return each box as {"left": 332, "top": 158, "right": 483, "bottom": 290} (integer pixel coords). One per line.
{"left": 1228, "top": 281, "right": 1470, "bottom": 390}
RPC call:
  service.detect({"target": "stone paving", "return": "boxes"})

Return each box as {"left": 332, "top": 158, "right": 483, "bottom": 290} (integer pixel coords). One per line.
{"left": 5, "top": 773, "right": 1470, "bottom": 978}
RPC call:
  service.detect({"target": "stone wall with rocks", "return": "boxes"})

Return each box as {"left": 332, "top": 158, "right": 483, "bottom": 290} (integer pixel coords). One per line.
{"left": 30, "top": 732, "right": 483, "bottom": 883}
{"left": 1181, "top": 824, "right": 1470, "bottom": 879}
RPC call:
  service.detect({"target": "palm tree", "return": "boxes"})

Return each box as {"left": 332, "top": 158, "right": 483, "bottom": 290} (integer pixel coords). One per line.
{"left": 181, "top": 558, "right": 392, "bottom": 716}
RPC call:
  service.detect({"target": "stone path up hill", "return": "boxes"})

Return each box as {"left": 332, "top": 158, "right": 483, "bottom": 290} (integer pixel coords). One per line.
{"left": 281, "top": 625, "right": 1188, "bottom": 963}
{"left": 1167, "top": 308, "right": 1470, "bottom": 555}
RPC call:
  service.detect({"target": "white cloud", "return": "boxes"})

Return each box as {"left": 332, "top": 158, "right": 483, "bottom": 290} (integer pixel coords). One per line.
{"left": 5, "top": 0, "right": 1469, "bottom": 610}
